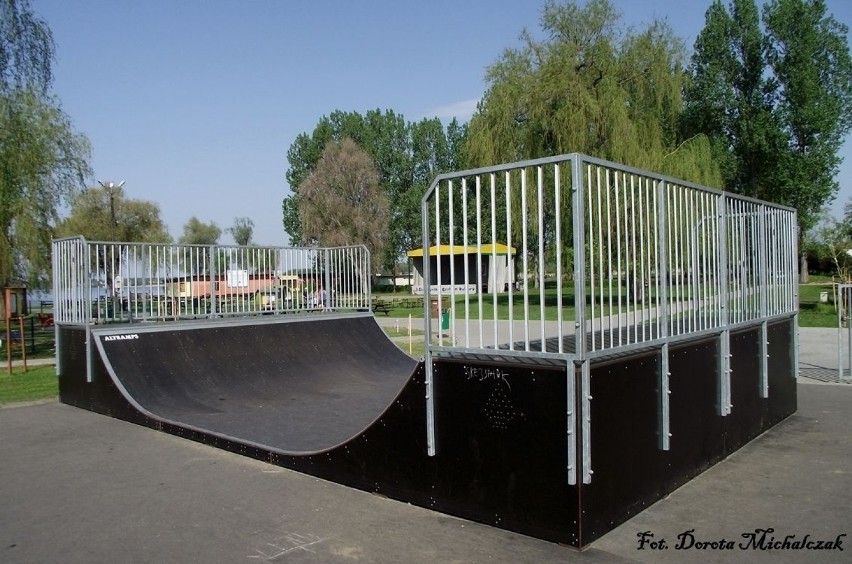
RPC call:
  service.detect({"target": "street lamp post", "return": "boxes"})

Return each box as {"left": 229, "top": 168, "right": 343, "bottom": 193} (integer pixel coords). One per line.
{"left": 97, "top": 180, "right": 126, "bottom": 318}
{"left": 97, "top": 180, "right": 125, "bottom": 241}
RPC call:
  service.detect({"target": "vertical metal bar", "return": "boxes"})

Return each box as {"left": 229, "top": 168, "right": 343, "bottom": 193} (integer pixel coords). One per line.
{"left": 700, "top": 193, "right": 709, "bottom": 330}
{"left": 596, "top": 166, "right": 605, "bottom": 349}
{"left": 614, "top": 170, "right": 623, "bottom": 346}
{"left": 506, "top": 171, "right": 514, "bottom": 349}
{"left": 758, "top": 204, "right": 769, "bottom": 398}
{"left": 85, "top": 322, "right": 93, "bottom": 383}
{"left": 461, "top": 177, "right": 469, "bottom": 347}
{"left": 630, "top": 175, "right": 638, "bottom": 342}
{"left": 659, "top": 342, "right": 671, "bottom": 451}
{"left": 581, "top": 359, "right": 592, "bottom": 484}
{"left": 324, "top": 248, "right": 332, "bottom": 312}
{"left": 638, "top": 177, "right": 647, "bottom": 341}
{"left": 656, "top": 179, "right": 669, "bottom": 343}
{"left": 605, "top": 168, "right": 613, "bottom": 349}
{"left": 667, "top": 185, "right": 676, "bottom": 336}
{"left": 846, "top": 287, "right": 851, "bottom": 382}
{"left": 521, "top": 168, "right": 530, "bottom": 350}
{"left": 587, "top": 164, "right": 596, "bottom": 350}
{"left": 476, "top": 175, "right": 484, "bottom": 348}
{"left": 555, "top": 165, "right": 564, "bottom": 354}
{"left": 425, "top": 350, "right": 436, "bottom": 457}
{"left": 209, "top": 245, "right": 217, "bottom": 317}
{"left": 433, "top": 182, "right": 441, "bottom": 342}
{"left": 491, "top": 173, "right": 499, "bottom": 348}
{"left": 567, "top": 360, "right": 577, "bottom": 485}
{"left": 572, "top": 155, "right": 587, "bottom": 359}
{"left": 537, "top": 166, "right": 546, "bottom": 347}
{"left": 422, "top": 182, "right": 436, "bottom": 456}
{"left": 718, "top": 193, "right": 731, "bottom": 416}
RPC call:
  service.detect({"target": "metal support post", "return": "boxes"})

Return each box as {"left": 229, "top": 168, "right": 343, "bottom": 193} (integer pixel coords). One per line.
{"left": 580, "top": 359, "right": 592, "bottom": 484}
{"left": 567, "top": 360, "right": 577, "bottom": 485}
{"left": 718, "top": 330, "right": 732, "bottom": 415}
{"left": 658, "top": 342, "right": 671, "bottom": 450}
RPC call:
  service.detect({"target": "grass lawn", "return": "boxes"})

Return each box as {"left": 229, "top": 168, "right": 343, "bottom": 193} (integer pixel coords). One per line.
{"left": 377, "top": 282, "right": 843, "bottom": 328}
{"left": 798, "top": 283, "right": 841, "bottom": 327}
{"left": 0, "top": 365, "right": 58, "bottom": 405}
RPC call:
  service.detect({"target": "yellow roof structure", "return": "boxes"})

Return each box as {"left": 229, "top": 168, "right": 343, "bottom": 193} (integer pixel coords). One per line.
{"left": 406, "top": 243, "right": 516, "bottom": 257}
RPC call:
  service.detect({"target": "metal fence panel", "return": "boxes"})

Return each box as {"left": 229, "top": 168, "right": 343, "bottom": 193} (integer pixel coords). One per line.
{"left": 51, "top": 238, "right": 370, "bottom": 324}
{"left": 420, "top": 153, "right": 798, "bottom": 361}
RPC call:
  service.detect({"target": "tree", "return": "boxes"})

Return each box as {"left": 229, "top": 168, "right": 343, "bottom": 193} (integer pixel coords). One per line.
{"left": 298, "top": 138, "right": 389, "bottom": 272}
{"left": 55, "top": 183, "right": 171, "bottom": 296}
{"left": 808, "top": 207, "right": 852, "bottom": 282}
{"left": 283, "top": 109, "right": 466, "bottom": 271}
{"left": 685, "top": 0, "right": 852, "bottom": 281}
{"left": 56, "top": 183, "right": 171, "bottom": 243}
{"left": 227, "top": 217, "right": 254, "bottom": 246}
{"left": 764, "top": 0, "right": 852, "bottom": 230}
{"left": 0, "top": 0, "right": 54, "bottom": 94}
{"left": 467, "top": 0, "right": 720, "bottom": 184}
{"left": 682, "top": 0, "right": 785, "bottom": 200}
{"left": 178, "top": 217, "right": 220, "bottom": 246}
{"left": 0, "top": 0, "right": 91, "bottom": 288}
{"left": 464, "top": 0, "right": 720, "bottom": 286}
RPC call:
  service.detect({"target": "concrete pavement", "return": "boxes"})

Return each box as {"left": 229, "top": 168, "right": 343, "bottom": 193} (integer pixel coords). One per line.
{"left": 0, "top": 321, "right": 849, "bottom": 562}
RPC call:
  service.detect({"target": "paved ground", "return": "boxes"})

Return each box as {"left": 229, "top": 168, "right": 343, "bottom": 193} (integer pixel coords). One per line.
{"left": 1, "top": 325, "right": 850, "bottom": 562}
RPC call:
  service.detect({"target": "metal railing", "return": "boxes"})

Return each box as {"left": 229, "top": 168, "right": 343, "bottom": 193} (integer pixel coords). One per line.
{"left": 51, "top": 237, "right": 371, "bottom": 324}
{"left": 838, "top": 284, "right": 852, "bottom": 382}
{"left": 420, "top": 154, "right": 798, "bottom": 476}
{"left": 420, "top": 153, "right": 798, "bottom": 360}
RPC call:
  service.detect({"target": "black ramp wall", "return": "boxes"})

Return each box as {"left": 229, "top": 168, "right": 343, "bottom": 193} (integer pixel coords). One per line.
{"left": 57, "top": 314, "right": 797, "bottom": 548}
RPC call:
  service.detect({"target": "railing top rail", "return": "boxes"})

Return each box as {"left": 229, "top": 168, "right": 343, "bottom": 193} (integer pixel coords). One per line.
{"left": 422, "top": 152, "right": 798, "bottom": 214}
{"left": 54, "top": 238, "right": 368, "bottom": 254}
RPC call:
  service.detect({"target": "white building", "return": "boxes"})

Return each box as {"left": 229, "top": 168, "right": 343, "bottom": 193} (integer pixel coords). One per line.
{"left": 407, "top": 243, "right": 516, "bottom": 295}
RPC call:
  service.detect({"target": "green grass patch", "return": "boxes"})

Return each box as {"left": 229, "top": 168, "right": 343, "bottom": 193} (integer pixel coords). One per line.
{"left": 0, "top": 365, "right": 58, "bottom": 405}
{"left": 381, "top": 283, "right": 843, "bottom": 328}
{"left": 394, "top": 339, "right": 425, "bottom": 359}
{"left": 382, "top": 326, "right": 424, "bottom": 338}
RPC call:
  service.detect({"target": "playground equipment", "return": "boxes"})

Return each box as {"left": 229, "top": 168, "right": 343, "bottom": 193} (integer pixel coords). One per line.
{"left": 53, "top": 153, "right": 798, "bottom": 548}
{"left": 3, "top": 287, "right": 28, "bottom": 373}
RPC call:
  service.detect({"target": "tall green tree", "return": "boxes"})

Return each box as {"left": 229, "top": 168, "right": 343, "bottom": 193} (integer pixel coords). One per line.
{"left": 682, "top": 0, "right": 785, "bottom": 200}
{"left": 0, "top": 0, "right": 91, "bottom": 288}
{"left": 227, "top": 217, "right": 254, "bottom": 246}
{"left": 56, "top": 183, "right": 171, "bottom": 243}
{"left": 467, "top": 0, "right": 720, "bottom": 184}
{"left": 178, "top": 217, "right": 221, "bottom": 245}
{"left": 0, "top": 0, "right": 53, "bottom": 94}
{"left": 55, "top": 183, "right": 170, "bottom": 297}
{"left": 764, "top": 0, "right": 852, "bottom": 231}
{"left": 283, "top": 109, "right": 466, "bottom": 271}
{"left": 465, "top": 0, "right": 720, "bottom": 284}
{"left": 685, "top": 0, "right": 852, "bottom": 279}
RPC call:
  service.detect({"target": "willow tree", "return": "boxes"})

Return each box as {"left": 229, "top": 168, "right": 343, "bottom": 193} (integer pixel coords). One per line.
{"left": 0, "top": 0, "right": 91, "bottom": 288}
{"left": 465, "top": 0, "right": 720, "bottom": 285}
{"left": 466, "top": 0, "right": 720, "bottom": 184}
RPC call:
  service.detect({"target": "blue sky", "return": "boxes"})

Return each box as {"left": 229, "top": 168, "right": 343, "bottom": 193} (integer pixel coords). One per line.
{"left": 35, "top": 0, "right": 852, "bottom": 245}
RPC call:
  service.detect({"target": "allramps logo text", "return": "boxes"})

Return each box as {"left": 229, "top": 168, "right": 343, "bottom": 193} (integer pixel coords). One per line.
{"left": 103, "top": 334, "right": 139, "bottom": 342}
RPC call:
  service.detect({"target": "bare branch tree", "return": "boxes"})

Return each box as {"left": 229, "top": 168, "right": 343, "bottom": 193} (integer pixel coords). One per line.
{"left": 298, "top": 138, "right": 389, "bottom": 273}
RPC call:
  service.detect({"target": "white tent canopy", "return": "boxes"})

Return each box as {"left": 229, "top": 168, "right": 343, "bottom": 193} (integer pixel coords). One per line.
{"left": 406, "top": 244, "right": 516, "bottom": 295}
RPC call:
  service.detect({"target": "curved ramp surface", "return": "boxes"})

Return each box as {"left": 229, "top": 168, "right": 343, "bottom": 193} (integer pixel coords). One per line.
{"left": 94, "top": 313, "right": 418, "bottom": 453}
